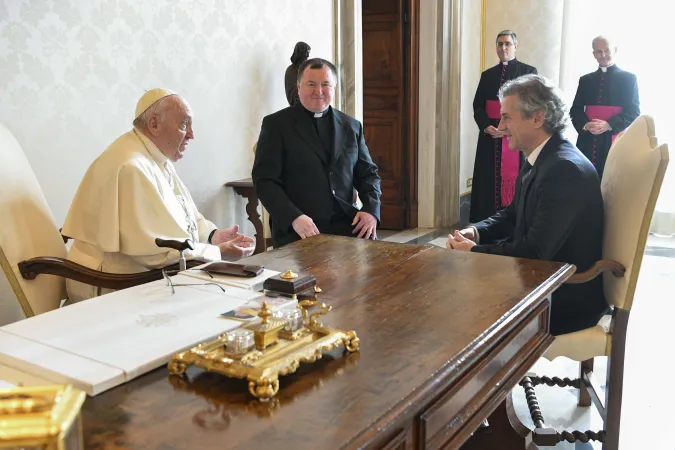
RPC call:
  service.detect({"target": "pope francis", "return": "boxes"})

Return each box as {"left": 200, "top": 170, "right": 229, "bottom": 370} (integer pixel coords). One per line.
{"left": 62, "top": 88, "right": 254, "bottom": 302}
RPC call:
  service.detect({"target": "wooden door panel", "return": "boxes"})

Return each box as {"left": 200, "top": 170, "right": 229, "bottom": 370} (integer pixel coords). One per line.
{"left": 364, "top": 118, "right": 405, "bottom": 230}
{"left": 362, "top": 27, "right": 401, "bottom": 87}
{"left": 363, "top": 0, "right": 407, "bottom": 229}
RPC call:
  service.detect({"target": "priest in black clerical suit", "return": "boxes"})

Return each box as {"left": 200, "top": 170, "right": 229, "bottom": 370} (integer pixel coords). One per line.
{"left": 470, "top": 30, "right": 538, "bottom": 223}
{"left": 253, "top": 58, "right": 381, "bottom": 248}
{"left": 570, "top": 36, "right": 640, "bottom": 178}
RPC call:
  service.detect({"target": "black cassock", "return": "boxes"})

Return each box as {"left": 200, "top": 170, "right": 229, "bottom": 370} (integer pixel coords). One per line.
{"left": 570, "top": 65, "right": 640, "bottom": 178}
{"left": 469, "top": 59, "right": 538, "bottom": 223}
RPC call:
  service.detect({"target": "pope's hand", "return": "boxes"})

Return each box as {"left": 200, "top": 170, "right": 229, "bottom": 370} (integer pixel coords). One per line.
{"left": 211, "top": 225, "right": 254, "bottom": 246}
{"left": 292, "top": 215, "right": 320, "bottom": 239}
{"left": 218, "top": 234, "right": 255, "bottom": 260}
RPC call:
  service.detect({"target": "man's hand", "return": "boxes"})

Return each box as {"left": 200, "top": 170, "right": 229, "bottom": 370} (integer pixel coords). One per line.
{"left": 586, "top": 119, "right": 611, "bottom": 135}
{"left": 457, "top": 227, "right": 477, "bottom": 242}
{"left": 218, "top": 234, "right": 255, "bottom": 260}
{"left": 485, "top": 125, "right": 504, "bottom": 138}
{"left": 446, "top": 230, "right": 476, "bottom": 252}
{"left": 211, "top": 225, "right": 255, "bottom": 246}
{"left": 352, "top": 211, "right": 377, "bottom": 239}
{"left": 292, "top": 215, "right": 320, "bottom": 239}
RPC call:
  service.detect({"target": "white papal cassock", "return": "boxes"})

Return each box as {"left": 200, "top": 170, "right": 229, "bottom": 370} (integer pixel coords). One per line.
{"left": 62, "top": 128, "right": 221, "bottom": 302}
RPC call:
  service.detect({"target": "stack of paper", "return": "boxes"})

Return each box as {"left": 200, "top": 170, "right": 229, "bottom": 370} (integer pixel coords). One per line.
{"left": 0, "top": 275, "right": 290, "bottom": 396}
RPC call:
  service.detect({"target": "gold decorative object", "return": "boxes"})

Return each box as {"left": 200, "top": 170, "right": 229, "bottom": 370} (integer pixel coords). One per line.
{"left": 314, "top": 286, "right": 322, "bottom": 293}
{"left": 0, "top": 384, "right": 86, "bottom": 450}
{"left": 280, "top": 270, "right": 298, "bottom": 280}
{"left": 169, "top": 298, "right": 359, "bottom": 401}
{"left": 248, "top": 303, "right": 286, "bottom": 350}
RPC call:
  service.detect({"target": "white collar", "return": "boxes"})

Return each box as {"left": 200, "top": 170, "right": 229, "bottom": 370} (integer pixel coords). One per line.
{"left": 600, "top": 63, "right": 614, "bottom": 73}
{"left": 527, "top": 135, "right": 551, "bottom": 166}
{"left": 133, "top": 128, "right": 168, "bottom": 166}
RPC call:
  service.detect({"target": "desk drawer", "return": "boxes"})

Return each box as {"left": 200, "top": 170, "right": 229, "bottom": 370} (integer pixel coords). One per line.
{"left": 419, "top": 302, "right": 551, "bottom": 450}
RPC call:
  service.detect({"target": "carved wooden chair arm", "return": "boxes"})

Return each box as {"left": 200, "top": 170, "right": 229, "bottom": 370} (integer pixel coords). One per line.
{"left": 18, "top": 257, "right": 208, "bottom": 291}
{"left": 565, "top": 260, "right": 626, "bottom": 284}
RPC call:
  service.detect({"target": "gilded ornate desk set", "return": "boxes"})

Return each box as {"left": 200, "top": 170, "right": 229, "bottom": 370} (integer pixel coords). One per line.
{"left": 168, "top": 270, "right": 360, "bottom": 401}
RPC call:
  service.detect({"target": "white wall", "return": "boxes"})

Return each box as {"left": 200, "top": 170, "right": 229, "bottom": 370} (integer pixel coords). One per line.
{"left": 458, "top": 0, "right": 481, "bottom": 195}
{"left": 483, "top": 0, "right": 564, "bottom": 84}
{"left": 0, "top": 0, "right": 333, "bottom": 325}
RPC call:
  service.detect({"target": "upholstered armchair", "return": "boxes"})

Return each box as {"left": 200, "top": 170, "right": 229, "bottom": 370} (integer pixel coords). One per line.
{"left": 0, "top": 124, "right": 200, "bottom": 317}
{"left": 512, "top": 115, "right": 669, "bottom": 449}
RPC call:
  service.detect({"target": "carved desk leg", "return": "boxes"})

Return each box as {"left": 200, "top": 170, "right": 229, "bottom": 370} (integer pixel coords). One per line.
{"left": 232, "top": 186, "right": 266, "bottom": 255}
{"left": 487, "top": 393, "right": 540, "bottom": 450}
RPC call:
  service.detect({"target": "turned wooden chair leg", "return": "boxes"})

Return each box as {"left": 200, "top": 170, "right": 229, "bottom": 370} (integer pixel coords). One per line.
{"left": 578, "top": 358, "right": 594, "bottom": 407}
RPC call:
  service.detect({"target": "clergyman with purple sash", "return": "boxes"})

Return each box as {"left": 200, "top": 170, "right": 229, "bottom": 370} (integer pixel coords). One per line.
{"left": 469, "top": 30, "right": 538, "bottom": 223}
{"left": 570, "top": 35, "right": 640, "bottom": 178}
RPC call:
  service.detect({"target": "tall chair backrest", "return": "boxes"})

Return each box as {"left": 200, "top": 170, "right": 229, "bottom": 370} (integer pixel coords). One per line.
{"left": 600, "top": 115, "right": 669, "bottom": 310}
{"left": 0, "top": 124, "right": 67, "bottom": 316}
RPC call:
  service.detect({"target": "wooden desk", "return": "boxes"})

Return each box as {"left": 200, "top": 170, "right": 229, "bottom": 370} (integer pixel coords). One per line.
{"left": 82, "top": 235, "right": 573, "bottom": 449}
{"left": 225, "top": 178, "right": 266, "bottom": 254}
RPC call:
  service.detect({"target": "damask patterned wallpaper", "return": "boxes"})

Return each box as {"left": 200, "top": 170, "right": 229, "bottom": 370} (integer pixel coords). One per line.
{"left": 0, "top": 0, "right": 334, "bottom": 324}
{"left": 483, "top": 0, "right": 564, "bottom": 84}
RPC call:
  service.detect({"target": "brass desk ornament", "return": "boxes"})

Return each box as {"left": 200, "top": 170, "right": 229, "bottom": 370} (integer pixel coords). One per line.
{"left": 168, "top": 294, "right": 359, "bottom": 401}
{"left": 0, "top": 384, "right": 86, "bottom": 450}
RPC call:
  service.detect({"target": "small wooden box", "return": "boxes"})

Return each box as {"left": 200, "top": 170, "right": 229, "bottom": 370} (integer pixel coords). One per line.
{"left": 263, "top": 271, "right": 316, "bottom": 298}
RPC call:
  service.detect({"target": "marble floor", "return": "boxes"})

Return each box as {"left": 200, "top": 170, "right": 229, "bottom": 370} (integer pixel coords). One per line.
{"left": 380, "top": 228, "right": 675, "bottom": 449}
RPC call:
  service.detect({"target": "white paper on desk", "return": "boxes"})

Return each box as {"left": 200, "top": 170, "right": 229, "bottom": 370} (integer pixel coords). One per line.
{"left": 181, "top": 263, "right": 279, "bottom": 292}
{"left": 0, "top": 275, "right": 252, "bottom": 396}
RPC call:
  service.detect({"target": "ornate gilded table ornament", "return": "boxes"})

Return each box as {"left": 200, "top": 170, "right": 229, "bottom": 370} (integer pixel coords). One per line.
{"left": 168, "top": 297, "right": 360, "bottom": 401}
{"left": 279, "top": 270, "right": 298, "bottom": 279}
{"left": 0, "top": 384, "right": 86, "bottom": 449}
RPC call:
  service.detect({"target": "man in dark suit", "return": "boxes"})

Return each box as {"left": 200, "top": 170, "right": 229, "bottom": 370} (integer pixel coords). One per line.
{"left": 570, "top": 36, "right": 640, "bottom": 178}
{"left": 252, "top": 58, "right": 381, "bottom": 247}
{"left": 448, "top": 74, "right": 608, "bottom": 336}
{"left": 470, "top": 30, "right": 538, "bottom": 223}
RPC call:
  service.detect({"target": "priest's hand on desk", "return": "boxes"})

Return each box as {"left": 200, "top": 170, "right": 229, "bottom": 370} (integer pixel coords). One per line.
{"left": 218, "top": 234, "right": 255, "bottom": 260}
{"left": 210, "top": 225, "right": 254, "bottom": 246}
{"left": 352, "top": 212, "right": 377, "bottom": 239}
{"left": 292, "top": 215, "right": 321, "bottom": 239}
{"left": 447, "top": 230, "right": 476, "bottom": 252}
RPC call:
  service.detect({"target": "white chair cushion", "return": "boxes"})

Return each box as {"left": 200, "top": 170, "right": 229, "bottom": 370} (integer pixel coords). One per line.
{"left": 544, "top": 315, "right": 611, "bottom": 361}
